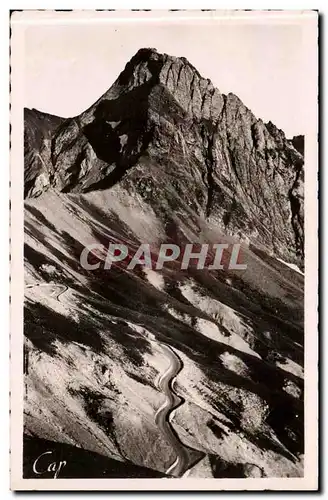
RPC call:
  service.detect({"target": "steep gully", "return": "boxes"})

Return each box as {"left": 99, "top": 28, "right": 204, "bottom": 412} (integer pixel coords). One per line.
{"left": 25, "top": 283, "right": 197, "bottom": 477}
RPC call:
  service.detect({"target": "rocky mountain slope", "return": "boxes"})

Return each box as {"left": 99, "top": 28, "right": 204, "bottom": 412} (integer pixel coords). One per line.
{"left": 24, "top": 48, "right": 304, "bottom": 479}
{"left": 24, "top": 108, "right": 65, "bottom": 199}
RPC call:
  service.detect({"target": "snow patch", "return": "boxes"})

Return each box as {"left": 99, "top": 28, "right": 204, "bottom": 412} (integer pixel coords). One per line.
{"left": 143, "top": 269, "right": 164, "bottom": 291}
{"left": 220, "top": 351, "right": 250, "bottom": 377}
{"left": 39, "top": 264, "right": 58, "bottom": 276}
{"left": 276, "top": 358, "right": 304, "bottom": 379}
{"left": 276, "top": 257, "right": 304, "bottom": 276}
{"left": 283, "top": 379, "right": 302, "bottom": 398}
{"left": 119, "top": 134, "right": 128, "bottom": 148}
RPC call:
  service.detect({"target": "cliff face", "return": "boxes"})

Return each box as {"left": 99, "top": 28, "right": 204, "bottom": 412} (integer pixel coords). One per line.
{"left": 24, "top": 108, "right": 65, "bottom": 198}
{"left": 24, "top": 48, "right": 304, "bottom": 266}
{"left": 23, "top": 49, "right": 304, "bottom": 479}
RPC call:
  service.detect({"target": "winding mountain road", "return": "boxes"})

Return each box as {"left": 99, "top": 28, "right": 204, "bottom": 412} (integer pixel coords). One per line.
{"left": 26, "top": 283, "right": 69, "bottom": 302}
{"left": 155, "top": 344, "right": 189, "bottom": 477}
{"left": 26, "top": 282, "right": 192, "bottom": 476}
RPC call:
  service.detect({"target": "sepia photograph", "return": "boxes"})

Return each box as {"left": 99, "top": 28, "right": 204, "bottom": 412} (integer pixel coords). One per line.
{"left": 10, "top": 9, "right": 318, "bottom": 491}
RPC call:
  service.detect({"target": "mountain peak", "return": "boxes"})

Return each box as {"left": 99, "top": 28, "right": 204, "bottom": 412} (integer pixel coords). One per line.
{"left": 24, "top": 48, "right": 304, "bottom": 266}
{"left": 130, "top": 47, "right": 203, "bottom": 76}
{"left": 115, "top": 47, "right": 224, "bottom": 123}
{"left": 133, "top": 46, "right": 159, "bottom": 58}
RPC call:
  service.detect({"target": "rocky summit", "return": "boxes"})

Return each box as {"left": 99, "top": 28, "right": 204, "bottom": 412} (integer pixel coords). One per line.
{"left": 24, "top": 48, "right": 304, "bottom": 479}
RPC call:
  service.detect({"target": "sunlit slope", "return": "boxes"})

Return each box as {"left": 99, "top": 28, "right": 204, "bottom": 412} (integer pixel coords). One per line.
{"left": 24, "top": 184, "right": 303, "bottom": 478}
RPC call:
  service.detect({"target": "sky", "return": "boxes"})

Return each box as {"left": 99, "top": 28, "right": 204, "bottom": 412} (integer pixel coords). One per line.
{"left": 24, "top": 13, "right": 309, "bottom": 138}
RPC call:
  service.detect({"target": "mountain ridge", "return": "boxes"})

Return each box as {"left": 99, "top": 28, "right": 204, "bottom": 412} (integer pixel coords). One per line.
{"left": 24, "top": 47, "right": 304, "bottom": 267}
